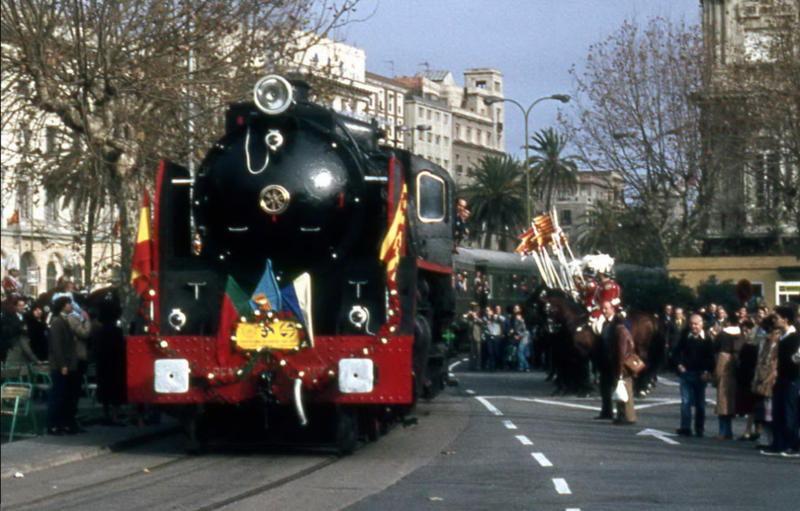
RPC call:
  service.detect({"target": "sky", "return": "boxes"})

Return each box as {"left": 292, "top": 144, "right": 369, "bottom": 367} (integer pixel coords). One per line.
{"left": 335, "top": 0, "right": 701, "bottom": 159}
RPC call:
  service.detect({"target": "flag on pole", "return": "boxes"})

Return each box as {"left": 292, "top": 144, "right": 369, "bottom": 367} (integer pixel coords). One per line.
{"left": 250, "top": 259, "right": 283, "bottom": 312}
{"left": 281, "top": 272, "right": 314, "bottom": 346}
{"left": 131, "top": 190, "right": 153, "bottom": 296}
{"left": 217, "top": 276, "right": 252, "bottom": 365}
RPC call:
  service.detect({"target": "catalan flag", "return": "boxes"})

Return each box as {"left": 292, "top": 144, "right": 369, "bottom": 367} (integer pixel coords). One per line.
{"left": 379, "top": 183, "right": 408, "bottom": 284}
{"left": 131, "top": 190, "right": 152, "bottom": 296}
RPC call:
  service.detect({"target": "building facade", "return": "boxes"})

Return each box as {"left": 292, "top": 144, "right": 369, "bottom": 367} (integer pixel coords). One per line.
{"left": 700, "top": 0, "right": 799, "bottom": 253}
{"left": 546, "top": 170, "right": 625, "bottom": 241}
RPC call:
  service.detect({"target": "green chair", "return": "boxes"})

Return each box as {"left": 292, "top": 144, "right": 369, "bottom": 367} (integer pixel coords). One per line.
{"left": 1, "top": 383, "right": 37, "bottom": 442}
{"left": 83, "top": 363, "right": 98, "bottom": 400}
{"left": 29, "top": 364, "right": 52, "bottom": 401}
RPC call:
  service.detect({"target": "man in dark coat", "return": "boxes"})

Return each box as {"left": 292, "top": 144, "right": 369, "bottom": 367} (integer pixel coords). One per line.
{"left": 593, "top": 301, "right": 635, "bottom": 423}
{"left": 673, "top": 314, "right": 715, "bottom": 437}
{"left": 761, "top": 306, "right": 800, "bottom": 458}
{"left": 2, "top": 298, "right": 28, "bottom": 363}
{"left": 47, "top": 296, "right": 91, "bottom": 435}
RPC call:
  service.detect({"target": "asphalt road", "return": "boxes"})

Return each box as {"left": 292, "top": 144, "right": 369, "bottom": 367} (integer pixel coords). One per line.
{"left": 2, "top": 361, "right": 797, "bottom": 511}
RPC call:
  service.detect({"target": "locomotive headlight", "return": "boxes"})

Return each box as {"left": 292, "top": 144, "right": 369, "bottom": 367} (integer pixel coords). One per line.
{"left": 253, "top": 75, "right": 293, "bottom": 115}
{"left": 312, "top": 170, "right": 334, "bottom": 190}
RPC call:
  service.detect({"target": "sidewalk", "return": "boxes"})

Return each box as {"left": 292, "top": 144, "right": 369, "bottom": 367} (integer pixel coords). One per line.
{"left": 1, "top": 416, "right": 180, "bottom": 479}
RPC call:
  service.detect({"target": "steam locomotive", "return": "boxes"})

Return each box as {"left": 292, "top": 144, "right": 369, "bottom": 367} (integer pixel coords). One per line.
{"left": 126, "top": 75, "right": 457, "bottom": 453}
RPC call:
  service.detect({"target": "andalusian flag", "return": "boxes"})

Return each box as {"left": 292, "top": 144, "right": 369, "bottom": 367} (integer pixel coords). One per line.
{"left": 217, "top": 276, "right": 252, "bottom": 365}
{"left": 131, "top": 190, "right": 152, "bottom": 296}
{"left": 379, "top": 183, "right": 408, "bottom": 284}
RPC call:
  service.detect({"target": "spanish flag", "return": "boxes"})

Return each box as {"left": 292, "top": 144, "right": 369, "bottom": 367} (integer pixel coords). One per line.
{"left": 131, "top": 190, "right": 152, "bottom": 296}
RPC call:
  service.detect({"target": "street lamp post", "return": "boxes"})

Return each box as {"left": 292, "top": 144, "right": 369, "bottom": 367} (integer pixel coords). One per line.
{"left": 485, "top": 95, "right": 571, "bottom": 221}
{"left": 397, "top": 124, "right": 432, "bottom": 155}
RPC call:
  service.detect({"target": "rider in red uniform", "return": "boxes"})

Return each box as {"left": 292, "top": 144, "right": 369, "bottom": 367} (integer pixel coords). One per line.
{"left": 596, "top": 270, "right": 622, "bottom": 314}
{"left": 581, "top": 270, "right": 601, "bottom": 319}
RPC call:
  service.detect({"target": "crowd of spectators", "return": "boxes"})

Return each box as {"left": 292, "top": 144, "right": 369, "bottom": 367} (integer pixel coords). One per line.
{"left": 1, "top": 278, "right": 135, "bottom": 436}
{"left": 463, "top": 302, "right": 534, "bottom": 373}
{"left": 664, "top": 301, "right": 800, "bottom": 458}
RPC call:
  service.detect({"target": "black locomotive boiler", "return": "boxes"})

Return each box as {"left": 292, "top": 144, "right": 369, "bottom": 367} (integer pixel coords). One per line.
{"left": 127, "top": 75, "right": 457, "bottom": 452}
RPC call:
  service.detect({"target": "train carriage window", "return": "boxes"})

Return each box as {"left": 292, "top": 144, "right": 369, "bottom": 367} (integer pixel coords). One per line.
{"left": 416, "top": 171, "right": 446, "bottom": 223}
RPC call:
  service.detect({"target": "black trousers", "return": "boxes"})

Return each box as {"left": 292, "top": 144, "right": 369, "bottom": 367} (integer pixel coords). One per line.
{"left": 598, "top": 370, "right": 614, "bottom": 418}
{"left": 47, "top": 372, "right": 70, "bottom": 430}
{"left": 65, "top": 360, "right": 88, "bottom": 429}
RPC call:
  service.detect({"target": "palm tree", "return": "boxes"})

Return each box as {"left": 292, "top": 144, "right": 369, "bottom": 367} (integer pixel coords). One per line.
{"left": 461, "top": 155, "right": 526, "bottom": 250}
{"left": 527, "top": 128, "right": 579, "bottom": 211}
{"left": 575, "top": 201, "right": 665, "bottom": 266}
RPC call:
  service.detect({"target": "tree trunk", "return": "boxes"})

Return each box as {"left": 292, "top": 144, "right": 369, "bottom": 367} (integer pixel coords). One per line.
{"left": 83, "top": 197, "right": 98, "bottom": 288}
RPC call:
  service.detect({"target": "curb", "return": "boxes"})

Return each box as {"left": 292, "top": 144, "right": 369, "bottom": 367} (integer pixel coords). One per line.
{"left": 0, "top": 425, "right": 181, "bottom": 480}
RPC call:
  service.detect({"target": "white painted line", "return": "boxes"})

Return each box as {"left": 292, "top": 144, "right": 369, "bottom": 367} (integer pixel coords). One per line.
{"left": 658, "top": 377, "right": 680, "bottom": 387}
{"left": 634, "top": 399, "right": 681, "bottom": 410}
{"left": 515, "top": 435, "right": 533, "bottom": 446}
{"left": 553, "top": 478, "right": 571, "bottom": 495}
{"left": 465, "top": 389, "right": 476, "bottom": 395}
{"left": 475, "top": 397, "right": 503, "bottom": 416}
{"left": 448, "top": 358, "right": 471, "bottom": 372}
{"left": 531, "top": 452, "right": 553, "bottom": 467}
{"left": 525, "top": 398, "right": 600, "bottom": 411}
{"left": 637, "top": 428, "right": 680, "bottom": 445}
{"left": 502, "top": 420, "right": 517, "bottom": 430}
{"left": 566, "top": 508, "right": 582, "bottom": 511}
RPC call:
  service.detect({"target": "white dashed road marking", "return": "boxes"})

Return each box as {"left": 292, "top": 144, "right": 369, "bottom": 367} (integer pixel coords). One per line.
{"left": 465, "top": 389, "right": 476, "bottom": 395}
{"left": 476, "top": 396, "right": 503, "bottom": 415}
{"left": 566, "top": 508, "right": 582, "bottom": 511}
{"left": 531, "top": 452, "right": 553, "bottom": 467}
{"left": 502, "top": 420, "right": 517, "bottom": 430}
{"left": 448, "top": 358, "right": 469, "bottom": 372}
{"left": 515, "top": 435, "right": 533, "bottom": 446}
{"left": 553, "top": 478, "right": 572, "bottom": 495}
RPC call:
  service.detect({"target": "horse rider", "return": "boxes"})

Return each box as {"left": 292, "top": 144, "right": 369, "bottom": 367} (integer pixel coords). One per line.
{"left": 596, "top": 269, "right": 623, "bottom": 317}
{"left": 580, "top": 268, "right": 600, "bottom": 320}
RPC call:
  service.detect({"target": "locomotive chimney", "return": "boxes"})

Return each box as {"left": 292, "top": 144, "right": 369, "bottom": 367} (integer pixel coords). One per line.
{"left": 287, "top": 75, "right": 310, "bottom": 103}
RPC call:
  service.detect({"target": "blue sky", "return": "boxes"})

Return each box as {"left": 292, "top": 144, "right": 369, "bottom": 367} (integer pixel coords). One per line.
{"left": 336, "top": 0, "right": 701, "bottom": 158}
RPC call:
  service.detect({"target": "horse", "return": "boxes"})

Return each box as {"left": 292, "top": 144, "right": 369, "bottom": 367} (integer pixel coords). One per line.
{"left": 539, "top": 288, "right": 661, "bottom": 397}
{"left": 527, "top": 288, "right": 595, "bottom": 395}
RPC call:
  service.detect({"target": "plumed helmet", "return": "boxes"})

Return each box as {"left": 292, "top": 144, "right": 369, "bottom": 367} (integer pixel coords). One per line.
{"left": 582, "top": 254, "right": 615, "bottom": 277}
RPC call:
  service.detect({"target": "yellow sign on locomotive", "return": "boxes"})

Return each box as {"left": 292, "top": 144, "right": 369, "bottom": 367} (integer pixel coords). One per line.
{"left": 235, "top": 321, "right": 300, "bottom": 351}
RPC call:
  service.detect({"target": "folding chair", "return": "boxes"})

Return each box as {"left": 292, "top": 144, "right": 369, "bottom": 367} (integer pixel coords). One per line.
{"left": 1, "top": 383, "right": 37, "bottom": 442}
{"left": 83, "top": 363, "right": 98, "bottom": 400}
{"left": 29, "top": 364, "right": 52, "bottom": 401}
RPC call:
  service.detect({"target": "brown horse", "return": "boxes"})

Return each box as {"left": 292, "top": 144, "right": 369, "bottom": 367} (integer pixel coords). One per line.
{"left": 540, "top": 288, "right": 660, "bottom": 395}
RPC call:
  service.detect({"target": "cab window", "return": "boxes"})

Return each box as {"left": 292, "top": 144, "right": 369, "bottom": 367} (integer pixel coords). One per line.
{"left": 417, "top": 171, "right": 445, "bottom": 223}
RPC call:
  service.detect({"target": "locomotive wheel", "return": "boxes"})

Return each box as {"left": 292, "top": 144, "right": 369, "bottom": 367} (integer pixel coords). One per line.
{"left": 184, "top": 408, "right": 209, "bottom": 455}
{"left": 413, "top": 315, "right": 432, "bottom": 400}
{"left": 335, "top": 408, "right": 357, "bottom": 456}
{"left": 363, "top": 409, "right": 382, "bottom": 443}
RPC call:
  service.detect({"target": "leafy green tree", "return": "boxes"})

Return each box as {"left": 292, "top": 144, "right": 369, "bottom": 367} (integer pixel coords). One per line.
{"left": 576, "top": 201, "right": 665, "bottom": 266}
{"left": 461, "top": 155, "right": 526, "bottom": 251}
{"left": 696, "top": 275, "right": 739, "bottom": 314}
{"left": 527, "top": 128, "right": 579, "bottom": 211}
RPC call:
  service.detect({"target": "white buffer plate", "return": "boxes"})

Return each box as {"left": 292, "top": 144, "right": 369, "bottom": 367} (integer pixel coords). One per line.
{"left": 338, "top": 359, "right": 375, "bottom": 394}
{"left": 154, "top": 359, "right": 190, "bottom": 393}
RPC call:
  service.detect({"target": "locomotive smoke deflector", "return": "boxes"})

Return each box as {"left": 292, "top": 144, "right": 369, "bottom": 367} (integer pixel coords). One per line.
{"left": 253, "top": 75, "right": 294, "bottom": 115}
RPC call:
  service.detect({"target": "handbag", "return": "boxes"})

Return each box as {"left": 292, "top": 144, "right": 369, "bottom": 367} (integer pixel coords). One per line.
{"left": 624, "top": 353, "right": 646, "bottom": 377}
{"left": 613, "top": 377, "right": 629, "bottom": 403}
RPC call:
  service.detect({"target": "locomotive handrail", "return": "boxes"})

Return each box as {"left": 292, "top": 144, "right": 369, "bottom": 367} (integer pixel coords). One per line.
{"left": 294, "top": 379, "right": 308, "bottom": 427}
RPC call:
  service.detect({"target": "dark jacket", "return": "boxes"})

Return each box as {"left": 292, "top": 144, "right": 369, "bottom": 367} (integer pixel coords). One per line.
{"left": 777, "top": 330, "right": 800, "bottom": 382}
{"left": 49, "top": 313, "right": 91, "bottom": 373}
{"left": 673, "top": 329, "right": 715, "bottom": 373}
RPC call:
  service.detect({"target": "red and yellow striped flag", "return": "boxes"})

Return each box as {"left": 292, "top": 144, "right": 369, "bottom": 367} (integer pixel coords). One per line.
{"left": 131, "top": 190, "right": 153, "bottom": 296}
{"left": 379, "top": 183, "right": 408, "bottom": 284}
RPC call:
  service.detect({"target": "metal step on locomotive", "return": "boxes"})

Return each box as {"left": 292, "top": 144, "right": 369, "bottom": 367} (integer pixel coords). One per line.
{"left": 126, "top": 75, "right": 457, "bottom": 454}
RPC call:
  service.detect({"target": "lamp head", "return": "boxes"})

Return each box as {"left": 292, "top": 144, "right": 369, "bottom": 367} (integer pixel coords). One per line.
{"left": 484, "top": 96, "right": 502, "bottom": 106}
{"left": 417, "top": 124, "right": 432, "bottom": 131}
{"left": 551, "top": 94, "right": 571, "bottom": 103}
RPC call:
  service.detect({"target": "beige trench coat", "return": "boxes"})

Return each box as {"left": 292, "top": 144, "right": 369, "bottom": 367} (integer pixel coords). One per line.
{"left": 715, "top": 351, "right": 737, "bottom": 416}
